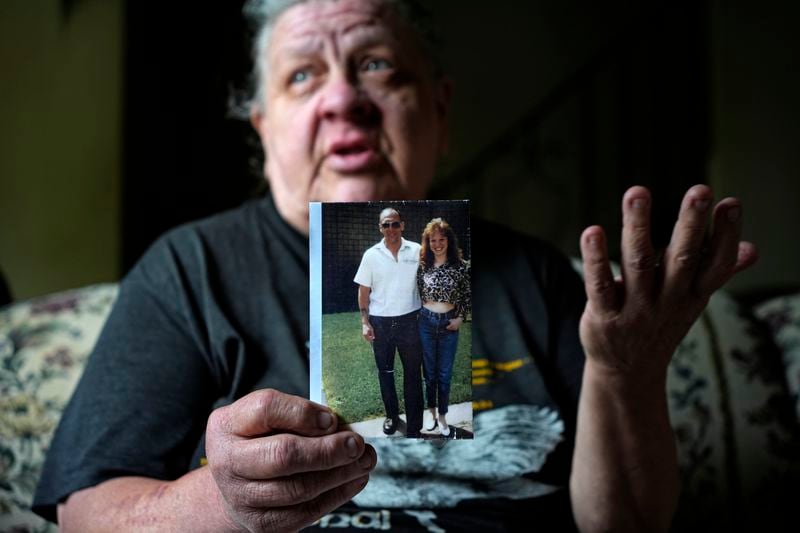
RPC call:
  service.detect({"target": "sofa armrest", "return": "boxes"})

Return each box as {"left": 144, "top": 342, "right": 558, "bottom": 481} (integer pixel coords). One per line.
{"left": 0, "top": 283, "right": 118, "bottom": 531}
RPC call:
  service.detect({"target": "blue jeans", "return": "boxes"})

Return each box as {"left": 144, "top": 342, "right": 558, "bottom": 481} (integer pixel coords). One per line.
{"left": 418, "top": 307, "right": 459, "bottom": 415}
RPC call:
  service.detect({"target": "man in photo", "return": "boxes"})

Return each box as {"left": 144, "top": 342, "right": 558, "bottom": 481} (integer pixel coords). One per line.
{"left": 354, "top": 207, "right": 424, "bottom": 438}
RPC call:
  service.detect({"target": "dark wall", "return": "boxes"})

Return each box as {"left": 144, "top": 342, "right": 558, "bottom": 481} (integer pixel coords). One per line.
{"left": 123, "top": 0, "right": 260, "bottom": 272}
{"left": 432, "top": 1, "right": 710, "bottom": 257}
{"left": 322, "top": 201, "right": 470, "bottom": 314}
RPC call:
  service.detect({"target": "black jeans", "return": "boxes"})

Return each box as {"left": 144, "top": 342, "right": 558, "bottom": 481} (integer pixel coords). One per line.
{"left": 369, "top": 311, "right": 423, "bottom": 434}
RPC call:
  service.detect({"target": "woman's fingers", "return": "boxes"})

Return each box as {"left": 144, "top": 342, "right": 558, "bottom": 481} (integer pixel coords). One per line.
{"left": 733, "top": 241, "right": 758, "bottom": 274}
{"left": 267, "top": 475, "right": 372, "bottom": 532}
{"left": 620, "top": 187, "right": 657, "bottom": 304}
{"left": 229, "top": 432, "right": 367, "bottom": 479}
{"left": 579, "top": 185, "right": 758, "bottom": 377}
{"left": 580, "top": 225, "right": 617, "bottom": 314}
{"left": 204, "top": 390, "right": 375, "bottom": 533}
{"left": 233, "top": 444, "right": 376, "bottom": 508}
{"left": 445, "top": 318, "right": 462, "bottom": 331}
{"left": 213, "top": 389, "right": 337, "bottom": 439}
{"left": 696, "top": 198, "right": 749, "bottom": 294}
{"left": 661, "top": 185, "right": 713, "bottom": 297}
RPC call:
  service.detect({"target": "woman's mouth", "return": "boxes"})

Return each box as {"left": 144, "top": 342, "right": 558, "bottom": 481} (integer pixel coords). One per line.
{"left": 326, "top": 140, "right": 380, "bottom": 173}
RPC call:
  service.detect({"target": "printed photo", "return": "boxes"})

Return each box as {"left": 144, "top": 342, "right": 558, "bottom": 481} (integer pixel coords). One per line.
{"left": 310, "top": 200, "right": 472, "bottom": 440}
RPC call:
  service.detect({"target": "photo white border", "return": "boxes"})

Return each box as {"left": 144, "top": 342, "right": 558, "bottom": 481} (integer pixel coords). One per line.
{"left": 309, "top": 201, "right": 323, "bottom": 404}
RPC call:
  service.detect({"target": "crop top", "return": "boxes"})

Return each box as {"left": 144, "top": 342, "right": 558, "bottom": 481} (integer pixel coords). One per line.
{"left": 417, "top": 259, "right": 471, "bottom": 319}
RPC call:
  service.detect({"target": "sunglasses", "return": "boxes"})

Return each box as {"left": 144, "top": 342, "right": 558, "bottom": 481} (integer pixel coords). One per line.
{"left": 380, "top": 221, "right": 402, "bottom": 229}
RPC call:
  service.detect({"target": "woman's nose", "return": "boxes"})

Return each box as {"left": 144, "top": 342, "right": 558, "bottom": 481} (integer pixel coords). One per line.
{"left": 318, "top": 76, "right": 378, "bottom": 124}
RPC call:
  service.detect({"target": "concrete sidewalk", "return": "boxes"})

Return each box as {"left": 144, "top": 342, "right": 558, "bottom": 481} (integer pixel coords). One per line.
{"left": 346, "top": 401, "right": 473, "bottom": 440}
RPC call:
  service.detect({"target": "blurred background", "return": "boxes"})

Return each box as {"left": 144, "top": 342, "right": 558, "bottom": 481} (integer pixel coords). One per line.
{"left": 1, "top": 0, "right": 798, "bottom": 302}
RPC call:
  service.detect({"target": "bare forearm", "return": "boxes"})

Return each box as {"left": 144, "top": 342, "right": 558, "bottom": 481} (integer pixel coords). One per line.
{"left": 357, "top": 286, "right": 370, "bottom": 324}
{"left": 59, "top": 467, "right": 238, "bottom": 533}
{"left": 570, "top": 360, "right": 679, "bottom": 532}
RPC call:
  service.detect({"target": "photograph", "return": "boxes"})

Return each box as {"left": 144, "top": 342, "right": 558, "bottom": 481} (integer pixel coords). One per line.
{"left": 310, "top": 200, "right": 473, "bottom": 440}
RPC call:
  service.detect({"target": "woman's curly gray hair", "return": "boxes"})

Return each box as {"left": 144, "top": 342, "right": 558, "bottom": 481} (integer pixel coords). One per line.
{"left": 234, "top": 0, "right": 442, "bottom": 118}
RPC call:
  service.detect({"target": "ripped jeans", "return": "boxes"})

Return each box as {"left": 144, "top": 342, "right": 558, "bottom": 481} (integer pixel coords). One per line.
{"left": 369, "top": 311, "right": 423, "bottom": 434}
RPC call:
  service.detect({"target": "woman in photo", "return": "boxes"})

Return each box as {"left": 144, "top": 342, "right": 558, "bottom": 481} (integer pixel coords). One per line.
{"left": 417, "top": 218, "right": 471, "bottom": 437}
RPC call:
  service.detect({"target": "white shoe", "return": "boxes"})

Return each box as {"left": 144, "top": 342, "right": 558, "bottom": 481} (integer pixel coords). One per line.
{"left": 440, "top": 423, "right": 450, "bottom": 437}
{"left": 424, "top": 411, "right": 438, "bottom": 432}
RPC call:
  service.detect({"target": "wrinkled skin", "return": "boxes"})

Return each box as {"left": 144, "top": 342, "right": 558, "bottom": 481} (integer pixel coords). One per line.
{"left": 251, "top": 0, "right": 450, "bottom": 234}
{"left": 205, "top": 390, "right": 376, "bottom": 532}
{"left": 571, "top": 184, "right": 757, "bottom": 532}
{"left": 579, "top": 184, "right": 756, "bottom": 380}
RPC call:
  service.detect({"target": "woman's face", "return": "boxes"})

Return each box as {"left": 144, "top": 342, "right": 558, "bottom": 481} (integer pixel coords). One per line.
{"left": 429, "top": 230, "right": 448, "bottom": 260}
{"left": 252, "top": 0, "right": 451, "bottom": 233}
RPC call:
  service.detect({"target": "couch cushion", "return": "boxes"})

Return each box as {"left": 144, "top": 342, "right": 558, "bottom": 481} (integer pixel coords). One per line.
{"left": 668, "top": 291, "right": 800, "bottom": 530}
{"left": 754, "top": 292, "right": 800, "bottom": 425}
{"left": 0, "top": 284, "right": 117, "bottom": 532}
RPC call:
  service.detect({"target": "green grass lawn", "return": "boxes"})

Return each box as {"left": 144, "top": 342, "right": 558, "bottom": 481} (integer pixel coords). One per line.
{"left": 322, "top": 311, "right": 472, "bottom": 423}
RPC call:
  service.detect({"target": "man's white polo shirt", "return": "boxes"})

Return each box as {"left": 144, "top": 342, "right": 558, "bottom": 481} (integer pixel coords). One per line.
{"left": 354, "top": 238, "right": 421, "bottom": 317}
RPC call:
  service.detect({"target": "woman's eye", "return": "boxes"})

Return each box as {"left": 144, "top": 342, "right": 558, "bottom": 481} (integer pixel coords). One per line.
{"left": 362, "top": 58, "right": 392, "bottom": 72}
{"left": 290, "top": 69, "right": 311, "bottom": 84}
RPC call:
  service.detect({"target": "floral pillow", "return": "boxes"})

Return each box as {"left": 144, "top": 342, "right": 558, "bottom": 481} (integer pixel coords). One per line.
{"left": 667, "top": 291, "right": 800, "bottom": 530}
{"left": 754, "top": 293, "right": 800, "bottom": 424}
{"left": 0, "top": 284, "right": 118, "bottom": 532}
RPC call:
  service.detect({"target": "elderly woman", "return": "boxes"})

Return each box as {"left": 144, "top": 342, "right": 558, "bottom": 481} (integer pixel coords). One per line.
{"left": 33, "top": 0, "right": 756, "bottom": 530}
{"left": 417, "top": 218, "right": 470, "bottom": 437}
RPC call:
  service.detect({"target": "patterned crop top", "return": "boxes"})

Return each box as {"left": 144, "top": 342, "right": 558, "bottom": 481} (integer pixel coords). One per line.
{"left": 417, "top": 259, "right": 471, "bottom": 319}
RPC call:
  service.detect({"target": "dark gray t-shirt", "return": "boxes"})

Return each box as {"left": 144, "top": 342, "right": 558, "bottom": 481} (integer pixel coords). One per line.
{"left": 33, "top": 195, "right": 585, "bottom": 529}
